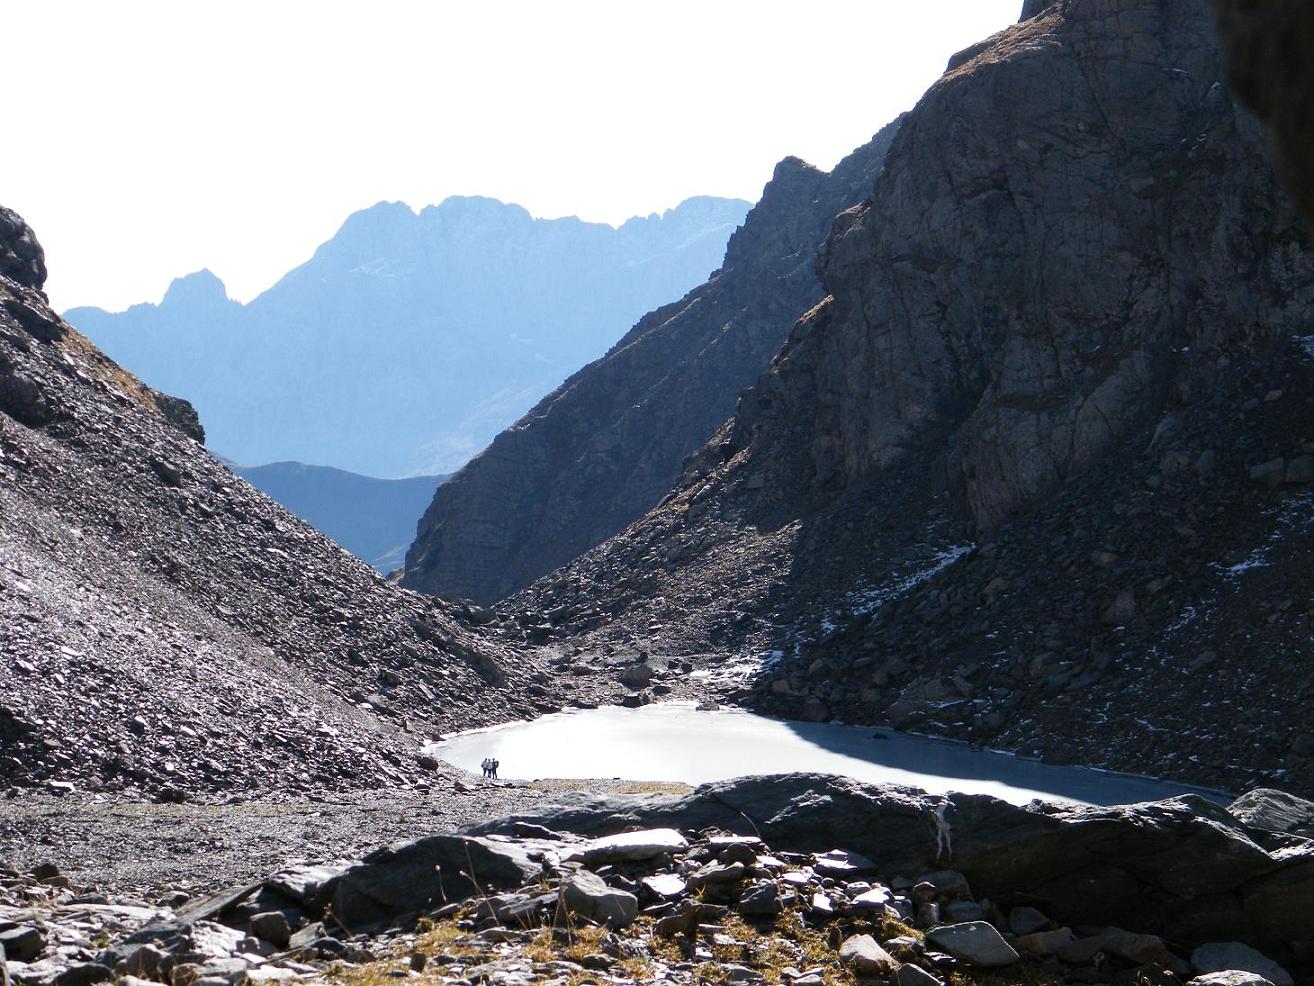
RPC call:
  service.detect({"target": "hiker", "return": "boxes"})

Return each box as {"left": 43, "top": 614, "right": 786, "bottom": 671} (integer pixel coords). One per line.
{"left": 490, "top": 758, "right": 499, "bottom": 780}
{"left": 480, "top": 757, "right": 492, "bottom": 778}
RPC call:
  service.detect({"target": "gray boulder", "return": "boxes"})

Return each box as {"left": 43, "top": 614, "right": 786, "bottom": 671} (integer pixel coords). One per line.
{"left": 329, "top": 834, "right": 542, "bottom": 930}
{"left": 559, "top": 871, "right": 638, "bottom": 929}
{"left": 839, "top": 934, "right": 899, "bottom": 975}
{"left": 1228, "top": 789, "right": 1314, "bottom": 840}
{"left": 924, "top": 921, "right": 1019, "bottom": 967}
{"left": 248, "top": 912, "right": 290, "bottom": 948}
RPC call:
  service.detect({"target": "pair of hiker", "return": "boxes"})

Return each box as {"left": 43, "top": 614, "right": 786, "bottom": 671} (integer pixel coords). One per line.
{"left": 480, "top": 757, "right": 500, "bottom": 779}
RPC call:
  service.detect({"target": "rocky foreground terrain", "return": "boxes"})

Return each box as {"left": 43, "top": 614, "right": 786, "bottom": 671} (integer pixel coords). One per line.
{"left": 2, "top": 776, "right": 1312, "bottom": 986}
{"left": 498, "top": 0, "right": 1314, "bottom": 799}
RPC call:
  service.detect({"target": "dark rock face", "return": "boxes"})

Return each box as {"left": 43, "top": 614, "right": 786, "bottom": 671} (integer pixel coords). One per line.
{"left": 506, "top": 0, "right": 1314, "bottom": 797}
{"left": 785, "top": 0, "right": 1307, "bottom": 534}
{"left": 1215, "top": 0, "right": 1314, "bottom": 223}
{"left": 404, "top": 121, "right": 902, "bottom": 605}
{"left": 469, "top": 773, "right": 1314, "bottom": 952}
{"left": 0, "top": 208, "right": 557, "bottom": 797}
{"left": 0, "top": 208, "right": 47, "bottom": 295}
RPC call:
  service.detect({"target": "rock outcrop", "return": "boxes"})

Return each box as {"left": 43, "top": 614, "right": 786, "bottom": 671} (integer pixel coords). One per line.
{"left": 505, "top": 0, "right": 1314, "bottom": 797}
{"left": 403, "top": 121, "right": 902, "bottom": 604}
{"left": 0, "top": 208, "right": 558, "bottom": 798}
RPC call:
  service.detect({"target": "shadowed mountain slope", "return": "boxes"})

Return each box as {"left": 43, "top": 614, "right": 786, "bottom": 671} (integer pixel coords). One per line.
{"left": 404, "top": 122, "right": 903, "bottom": 604}
{"left": 0, "top": 208, "right": 565, "bottom": 798}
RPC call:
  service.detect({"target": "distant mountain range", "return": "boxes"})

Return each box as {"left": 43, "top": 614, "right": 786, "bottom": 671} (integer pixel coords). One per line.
{"left": 230, "top": 460, "right": 446, "bottom": 573}
{"left": 65, "top": 195, "right": 750, "bottom": 477}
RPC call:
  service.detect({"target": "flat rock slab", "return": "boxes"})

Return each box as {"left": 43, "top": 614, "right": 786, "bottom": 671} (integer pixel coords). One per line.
{"left": 813, "top": 849, "right": 878, "bottom": 875}
{"left": 641, "top": 874, "right": 686, "bottom": 898}
{"left": 564, "top": 828, "right": 688, "bottom": 864}
{"left": 925, "top": 921, "right": 1019, "bottom": 967}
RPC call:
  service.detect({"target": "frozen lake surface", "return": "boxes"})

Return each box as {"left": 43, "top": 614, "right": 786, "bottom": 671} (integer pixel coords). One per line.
{"left": 431, "top": 701, "right": 1227, "bottom": 806}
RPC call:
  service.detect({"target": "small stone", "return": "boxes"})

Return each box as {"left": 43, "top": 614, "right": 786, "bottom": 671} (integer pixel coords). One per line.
{"left": 121, "top": 944, "right": 168, "bottom": 979}
{"left": 1103, "top": 588, "right": 1137, "bottom": 625}
{"left": 409, "top": 953, "right": 427, "bottom": 973}
{"left": 809, "top": 892, "right": 834, "bottom": 916}
{"left": 560, "top": 869, "right": 639, "bottom": 929}
{"left": 738, "top": 882, "right": 780, "bottom": 916}
{"left": 249, "top": 911, "right": 291, "bottom": 947}
{"left": 925, "top": 922, "right": 1019, "bottom": 967}
{"left": 839, "top": 934, "right": 899, "bottom": 976}
{"left": 687, "top": 861, "right": 746, "bottom": 888}
{"left": 1009, "top": 905, "right": 1052, "bottom": 936}
{"left": 287, "top": 922, "right": 327, "bottom": 950}
{"left": 0, "top": 927, "right": 44, "bottom": 962}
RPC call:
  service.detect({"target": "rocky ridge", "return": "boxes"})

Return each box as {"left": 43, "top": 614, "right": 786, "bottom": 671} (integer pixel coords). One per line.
{"left": 3, "top": 775, "right": 1312, "bottom": 986}
{"left": 0, "top": 209, "right": 564, "bottom": 798}
{"left": 403, "top": 120, "right": 902, "bottom": 605}
{"left": 502, "top": 0, "right": 1314, "bottom": 797}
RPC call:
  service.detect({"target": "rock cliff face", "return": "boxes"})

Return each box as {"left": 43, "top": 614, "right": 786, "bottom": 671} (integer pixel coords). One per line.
{"left": 0, "top": 209, "right": 562, "bottom": 798}
{"left": 403, "top": 122, "right": 902, "bottom": 604}
{"left": 508, "top": 0, "right": 1314, "bottom": 796}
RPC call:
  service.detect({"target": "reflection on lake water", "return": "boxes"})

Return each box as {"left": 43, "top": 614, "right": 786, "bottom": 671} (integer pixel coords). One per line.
{"left": 430, "top": 702, "right": 1227, "bottom": 806}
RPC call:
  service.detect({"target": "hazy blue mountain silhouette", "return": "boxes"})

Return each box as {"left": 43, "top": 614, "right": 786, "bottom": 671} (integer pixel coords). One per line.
{"left": 66, "top": 195, "right": 750, "bottom": 477}
{"left": 231, "top": 460, "right": 446, "bottom": 573}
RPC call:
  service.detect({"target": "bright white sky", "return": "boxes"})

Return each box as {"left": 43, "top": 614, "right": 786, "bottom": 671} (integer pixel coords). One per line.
{"left": 9, "top": 1, "right": 1020, "bottom": 312}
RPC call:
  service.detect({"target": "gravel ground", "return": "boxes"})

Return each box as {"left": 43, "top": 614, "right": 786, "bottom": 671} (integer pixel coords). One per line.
{"left": 0, "top": 774, "right": 691, "bottom": 899}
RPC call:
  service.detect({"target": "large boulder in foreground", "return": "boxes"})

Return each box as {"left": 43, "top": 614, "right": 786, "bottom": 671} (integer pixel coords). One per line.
{"left": 328, "top": 835, "right": 543, "bottom": 930}
{"left": 467, "top": 773, "right": 1314, "bottom": 951}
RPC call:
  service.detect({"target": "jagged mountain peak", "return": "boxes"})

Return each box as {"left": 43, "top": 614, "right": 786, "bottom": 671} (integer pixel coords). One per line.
{"left": 160, "top": 268, "right": 230, "bottom": 308}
